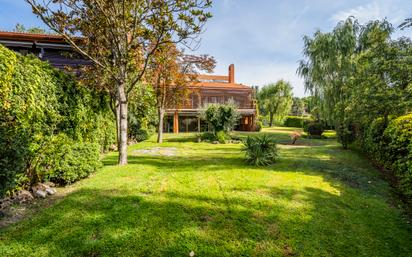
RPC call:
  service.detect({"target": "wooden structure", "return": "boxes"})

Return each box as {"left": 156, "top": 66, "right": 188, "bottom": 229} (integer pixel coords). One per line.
{"left": 165, "top": 64, "right": 257, "bottom": 133}
{"left": 0, "top": 31, "right": 89, "bottom": 69}
{"left": 0, "top": 31, "right": 257, "bottom": 132}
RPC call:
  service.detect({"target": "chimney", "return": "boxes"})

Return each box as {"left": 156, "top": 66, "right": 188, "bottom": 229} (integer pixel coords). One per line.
{"left": 228, "top": 64, "right": 235, "bottom": 83}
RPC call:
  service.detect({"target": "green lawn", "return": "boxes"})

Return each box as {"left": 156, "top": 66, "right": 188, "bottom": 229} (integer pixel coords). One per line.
{"left": 1, "top": 127, "right": 412, "bottom": 256}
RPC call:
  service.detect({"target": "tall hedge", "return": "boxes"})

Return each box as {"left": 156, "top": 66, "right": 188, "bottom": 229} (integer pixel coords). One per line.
{"left": 384, "top": 114, "right": 412, "bottom": 197}
{"left": 0, "top": 45, "right": 115, "bottom": 197}
{"left": 284, "top": 116, "right": 311, "bottom": 128}
{"left": 363, "top": 114, "right": 412, "bottom": 199}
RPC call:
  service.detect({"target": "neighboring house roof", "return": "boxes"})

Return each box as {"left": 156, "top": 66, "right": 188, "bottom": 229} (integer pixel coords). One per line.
{"left": 0, "top": 31, "right": 77, "bottom": 44}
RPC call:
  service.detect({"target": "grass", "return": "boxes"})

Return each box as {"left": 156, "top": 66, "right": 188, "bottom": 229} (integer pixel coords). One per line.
{"left": 1, "top": 127, "right": 411, "bottom": 256}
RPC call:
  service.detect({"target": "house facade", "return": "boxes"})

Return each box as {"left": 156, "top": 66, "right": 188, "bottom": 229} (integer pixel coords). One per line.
{"left": 0, "top": 31, "right": 257, "bottom": 132}
{"left": 165, "top": 64, "right": 257, "bottom": 133}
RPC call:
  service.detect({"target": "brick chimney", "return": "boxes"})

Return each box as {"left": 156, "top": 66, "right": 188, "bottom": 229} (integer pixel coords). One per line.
{"left": 228, "top": 64, "right": 235, "bottom": 84}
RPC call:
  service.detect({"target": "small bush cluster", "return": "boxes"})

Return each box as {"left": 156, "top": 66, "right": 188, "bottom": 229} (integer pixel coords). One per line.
{"left": 284, "top": 116, "right": 311, "bottom": 127}
{"left": 242, "top": 135, "right": 278, "bottom": 166}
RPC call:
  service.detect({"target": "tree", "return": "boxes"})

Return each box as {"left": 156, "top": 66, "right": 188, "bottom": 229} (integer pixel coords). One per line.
{"left": 298, "top": 18, "right": 359, "bottom": 148}
{"left": 298, "top": 18, "right": 412, "bottom": 149}
{"left": 14, "top": 23, "right": 48, "bottom": 34}
{"left": 290, "top": 97, "right": 305, "bottom": 116}
{"left": 146, "top": 43, "right": 215, "bottom": 143}
{"left": 258, "top": 80, "right": 293, "bottom": 127}
{"left": 26, "top": 0, "right": 213, "bottom": 165}
{"left": 399, "top": 18, "right": 412, "bottom": 30}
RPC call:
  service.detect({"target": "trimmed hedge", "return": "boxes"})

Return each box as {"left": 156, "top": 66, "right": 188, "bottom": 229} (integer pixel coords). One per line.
{"left": 384, "top": 114, "right": 412, "bottom": 197}
{"left": 38, "top": 134, "right": 102, "bottom": 185}
{"left": 362, "top": 114, "right": 412, "bottom": 199}
{"left": 284, "top": 116, "right": 311, "bottom": 128}
{"left": 0, "top": 45, "right": 115, "bottom": 197}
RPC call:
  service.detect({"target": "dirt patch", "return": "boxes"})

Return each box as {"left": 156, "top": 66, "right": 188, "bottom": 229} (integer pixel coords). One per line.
{"left": 133, "top": 147, "right": 177, "bottom": 157}
{"left": 0, "top": 186, "right": 77, "bottom": 229}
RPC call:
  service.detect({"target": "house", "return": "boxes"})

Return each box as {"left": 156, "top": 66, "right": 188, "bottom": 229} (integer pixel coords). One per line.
{"left": 0, "top": 31, "right": 257, "bottom": 132}
{"left": 165, "top": 64, "right": 257, "bottom": 133}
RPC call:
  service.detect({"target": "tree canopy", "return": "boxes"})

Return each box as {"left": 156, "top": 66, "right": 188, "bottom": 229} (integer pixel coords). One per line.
{"left": 258, "top": 80, "right": 293, "bottom": 127}
{"left": 26, "top": 0, "right": 213, "bottom": 164}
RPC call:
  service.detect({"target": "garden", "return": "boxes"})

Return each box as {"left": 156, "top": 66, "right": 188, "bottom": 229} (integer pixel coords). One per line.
{"left": 1, "top": 129, "right": 412, "bottom": 256}
{"left": 1, "top": 1, "right": 412, "bottom": 256}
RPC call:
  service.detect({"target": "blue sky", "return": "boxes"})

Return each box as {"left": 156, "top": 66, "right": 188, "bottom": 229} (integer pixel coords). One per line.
{"left": 1, "top": 0, "right": 411, "bottom": 96}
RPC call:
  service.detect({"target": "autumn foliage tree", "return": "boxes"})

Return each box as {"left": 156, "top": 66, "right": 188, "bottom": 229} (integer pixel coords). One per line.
{"left": 146, "top": 42, "right": 215, "bottom": 143}
{"left": 26, "top": 0, "right": 213, "bottom": 165}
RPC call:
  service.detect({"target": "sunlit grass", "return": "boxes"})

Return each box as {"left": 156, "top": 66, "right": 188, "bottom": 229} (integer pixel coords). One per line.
{"left": 0, "top": 127, "right": 411, "bottom": 256}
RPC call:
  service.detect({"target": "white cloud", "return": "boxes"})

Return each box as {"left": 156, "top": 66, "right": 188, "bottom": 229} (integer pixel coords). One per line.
{"left": 331, "top": 1, "right": 407, "bottom": 24}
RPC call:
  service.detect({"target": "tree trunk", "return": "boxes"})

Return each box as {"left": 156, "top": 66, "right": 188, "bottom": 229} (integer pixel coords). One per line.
{"left": 115, "top": 99, "right": 120, "bottom": 147}
{"left": 118, "top": 84, "right": 128, "bottom": 165}
{"left": 157, "top": 107, "right": 165, "bottom": 143}
{"left": 269, "top": 112, "right": 274, "bottom": 127}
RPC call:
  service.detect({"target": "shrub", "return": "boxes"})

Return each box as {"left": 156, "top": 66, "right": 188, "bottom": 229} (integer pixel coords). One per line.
{"left": 0, "top": 44, "right": 114, "bottom": 196}
{"left": 384, "top": 114, "right": 412, "bottom": 197}
{"left": 129, "top": 124, "right": 150, "bottom": 142}
{"left": 200, "top": 132, "right": 216, "bottom": 141}
{"left": 242, "top": 135, "right": 278, "bottom": 166}
{"left": 363, "top": 117, "right": 390, "bottom": 161}
{"left": 304, "top": 122, "right": 324, "bottom": 136}
{"left": 202, "top": 102, "right": 239, "bottom": 133}
{"left": 284, "top": 116, "right": 310, "bottom": 128}
{"left": 255, "top": 121, "right": 263, "bottom": 132}
{"left": 290, "top": 131, "right": 302, "bottom": 144}
{"left": 216, "top": 131, "right": 228, "bottom": 144}
{"left": 39, "top": 135, "right": 102, "bottom": 185}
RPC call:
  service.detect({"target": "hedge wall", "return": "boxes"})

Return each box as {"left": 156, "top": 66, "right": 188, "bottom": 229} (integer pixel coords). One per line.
{"left": 363, "top": 114, "right": 412, "bottom": 199}
{"left": 284, "top": 116, "right": 311, "bottom": 128}
{"left": 0, "top": 45, "right": 116, "bottom": 197}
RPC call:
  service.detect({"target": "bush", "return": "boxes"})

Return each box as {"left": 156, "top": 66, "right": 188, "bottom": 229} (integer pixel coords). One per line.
{"left": 0, "top": 44, "right": 115, "bottom": 197}
{"left": 39, "top": 135, "right": 102, "bottom": 185}
{"left": 242, "top": 135, "right": 278, "bottom": 166}
{"left": 284, "top": 116, "right": 310, "bottom": 127}
{"left": 384, "top": 114, "right": 412, "bottom": 197}
{"left": 129, "top": 124, "right": 150, "bottom": 142}
{"left": 216, "top": 131, "right": 228, "bottom": 144}
{"left": 304, "top": 122, "right": 324, "bottom": 136}
{"left": 363, "top": 117, "right": 390, "bottom": 161}
{"left": 255, "top": 121, "right": 263, "bottom": 132}
{"left": 202, "top": 102, "right": 239, "bottom": 133}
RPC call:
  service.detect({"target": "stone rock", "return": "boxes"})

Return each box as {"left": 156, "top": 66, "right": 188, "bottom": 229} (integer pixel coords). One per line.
{"left": 45, "top": 188, "right": 56, "bottom": 195}
{"left": 34, "top": 190, "right": 47, "bottom": 198}
{"left": 44, "top": 181, "right": 56, "bottom": 188}
{"left": 15, "top": 190, "right": 34, "bottom": 203}
{"left": 212, "top": 141, "right": 219, "bottom": 144}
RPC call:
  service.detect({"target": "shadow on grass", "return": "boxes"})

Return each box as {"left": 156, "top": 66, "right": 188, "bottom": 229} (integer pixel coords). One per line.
{"left": 1, "top": 185, "right": 411, "bottom": 257}
{"left": 103, "top": 144, "right": 387, "bottom": 198}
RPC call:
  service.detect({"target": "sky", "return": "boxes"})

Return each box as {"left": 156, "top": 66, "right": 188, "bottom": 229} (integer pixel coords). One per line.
{"left": 1, "top": 0, "right": 411, "bottom": 97}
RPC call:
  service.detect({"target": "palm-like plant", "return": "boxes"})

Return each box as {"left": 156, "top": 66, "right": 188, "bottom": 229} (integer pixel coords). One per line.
{"left": 242, "top": 135, "right": 278, "bottom": 166}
